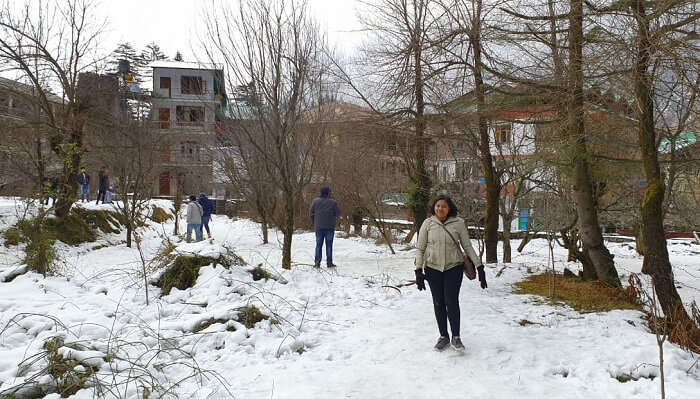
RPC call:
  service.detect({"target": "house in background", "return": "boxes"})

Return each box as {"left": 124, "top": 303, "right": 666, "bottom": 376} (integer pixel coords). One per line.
{"left": 150, "top": 61, "right": 227, "bottom": 197}
{"left": 0, "top": 77, "right": 63, "bottom": 195}
{"left": 434, "top": 86, "right": 640, "bottom": 232}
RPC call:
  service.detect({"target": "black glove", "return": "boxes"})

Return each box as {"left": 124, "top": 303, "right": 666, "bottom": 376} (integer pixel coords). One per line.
{"left": 477, "top": 265, "right": 487, "bottom": 289}
{"left": 414, "top": 269, "right": 426, "bottom": 291}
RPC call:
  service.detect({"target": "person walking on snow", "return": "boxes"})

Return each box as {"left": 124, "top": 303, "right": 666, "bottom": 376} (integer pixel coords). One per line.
{"left": 310, "top": 186, "right": 340, "bottom": 268}
{"left": 186, "top": 195, "right": 203, "bottom": 242}
{"left": 414, "top": 194, "right": 487, "bottom": 352}
{"left": 198, "top": 193, "right": 214, "bottom": 239}
{"left": 95, "top": 167, "right": 109, "bottom": 205}
{"left": 78, "top": 167, "right": 90, "bottom": 202}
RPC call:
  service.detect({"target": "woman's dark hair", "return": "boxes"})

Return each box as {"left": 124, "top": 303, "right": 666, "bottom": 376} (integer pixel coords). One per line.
{"left": 189, "top": 195, "right": 196, "bottom": 201}
{"left": 431, "top": 194, "right": 459, "bottom": 218}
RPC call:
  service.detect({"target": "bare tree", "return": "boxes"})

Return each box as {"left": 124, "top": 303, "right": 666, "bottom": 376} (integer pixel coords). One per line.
{"left": 202, "top": 0, "right": 332, "bottom": 269}
{"left": 346, "top": 0, "right": 443, "bottom": 235}
{"left": 586, "top": 0, "right": 699, "bottom": 328}
{"left": 215, "top": 119, "right": 278, "bottom": 244}
{"left": 0, "top": 0, "right": 106, "bottom": 217}
{"left": 434, "top": 0, "right": 507, "bottom": 263}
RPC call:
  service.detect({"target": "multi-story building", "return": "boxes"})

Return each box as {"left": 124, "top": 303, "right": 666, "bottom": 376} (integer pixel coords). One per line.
{"left": 434, "top": 87, "right": 640, "bottom": 231}
{"left": 0, "top": 77, "right": 62, "bottom": 194}
{"left": 150, "top": 61, "right": 227, "bottom": 196}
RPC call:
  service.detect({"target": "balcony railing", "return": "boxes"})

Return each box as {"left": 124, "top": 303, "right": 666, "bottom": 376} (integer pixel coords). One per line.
{"left": 151, "top": 89, "right": 223, "bottom": 101}
{"left": 150, "top": 120, "right": 225, "bottom": 132}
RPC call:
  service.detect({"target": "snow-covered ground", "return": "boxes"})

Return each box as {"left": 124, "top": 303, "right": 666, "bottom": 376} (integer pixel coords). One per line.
{"left": 0, "top": 198, "right": 699, "bottom": 398}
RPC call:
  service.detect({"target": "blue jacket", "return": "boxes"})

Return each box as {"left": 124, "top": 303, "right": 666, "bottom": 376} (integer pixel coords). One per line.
{"left": 198, "top": 195, "right": 214, "bottom": 217}
{"left": 310, "top": 195, "right": 340, "bottom": 231}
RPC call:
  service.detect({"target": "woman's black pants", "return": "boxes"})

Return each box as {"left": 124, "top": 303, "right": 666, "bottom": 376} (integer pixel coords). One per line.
{"left": 425, "top": 265, "right": 463, "bottom": 338}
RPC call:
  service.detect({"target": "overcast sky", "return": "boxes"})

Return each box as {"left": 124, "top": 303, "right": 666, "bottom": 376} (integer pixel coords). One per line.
{"left": 101, "top": 0, "right": 364, "bottom": 61}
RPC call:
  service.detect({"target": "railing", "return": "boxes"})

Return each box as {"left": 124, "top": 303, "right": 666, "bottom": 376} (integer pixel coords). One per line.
{"left": 149, "top": 120, "right": 225, "bottom": 132}
{"left": 150, "top": 89, "right": 222, "bottom": 100}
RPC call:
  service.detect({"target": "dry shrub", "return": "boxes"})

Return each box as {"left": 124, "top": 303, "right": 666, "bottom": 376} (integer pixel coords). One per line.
{"left": 628, "top": 274, "right": 700, "bottom": 354}
{"left": 514, "top": 272, "right": 641, "bottom": 313}
{"left": 237, "top": 305, "right": 268, "bottom": 328}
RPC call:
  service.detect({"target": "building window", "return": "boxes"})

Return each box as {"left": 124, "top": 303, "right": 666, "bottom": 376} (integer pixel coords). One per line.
{"left": 180, "top": 141, "right": 200, "bottom": 162}
{"left": 494, "top": 123, "right": 512, "bottom": 146}
{"left": 176, "top": 106, "right": 205, "bottom": 126}
{"left": 181, "top": 76, "right": 203, "bottom": 94}
{"left": 160, "top": 77, "right": 171, "bottom": 89}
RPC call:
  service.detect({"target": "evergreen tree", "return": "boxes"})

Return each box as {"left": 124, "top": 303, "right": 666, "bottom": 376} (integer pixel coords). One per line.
{"left": 174, "top": 51, "right": 184, "bottom": 61}
{"left": 109, "top": 42, "right": 144, "bottom": 84}
{"left": 139, "top": 42, "right": 169, "bottom": 88}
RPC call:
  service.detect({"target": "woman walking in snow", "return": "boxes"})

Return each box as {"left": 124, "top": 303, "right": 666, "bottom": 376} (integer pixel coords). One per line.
{"left": 414, "top": 194, "right": 487, "bottom": 351}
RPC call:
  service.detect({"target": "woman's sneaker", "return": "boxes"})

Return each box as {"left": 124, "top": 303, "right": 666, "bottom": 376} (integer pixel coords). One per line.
{"left": 434, "top": 336, "right": 450, "bottom": 351}
{"left": 451, "top": 337, "right": 465, "bottom": 352}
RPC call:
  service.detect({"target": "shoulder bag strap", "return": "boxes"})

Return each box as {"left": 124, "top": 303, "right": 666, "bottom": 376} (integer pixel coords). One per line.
{"left": 437, "top": 221, "right": 465, "bottom": 257}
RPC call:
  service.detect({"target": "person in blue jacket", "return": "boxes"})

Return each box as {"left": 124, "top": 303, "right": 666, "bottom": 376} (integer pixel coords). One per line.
{"left": 309, "top": 186, "right": 340, "bottom": 268}
{"left": 198, "top": 193, "right": 214, "bottom": 239}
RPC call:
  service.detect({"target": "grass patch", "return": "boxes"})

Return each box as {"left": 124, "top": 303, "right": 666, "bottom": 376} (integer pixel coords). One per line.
{"left": 43, "top": 213, "right": 95, "bottom": 245}
{"left": 249, "top": 264, "right": 272, "bottom": 281}
{"left": 513, "top": 272, "right": 641, "bottom": 313}
{"left": 156, "top": 255, "right": 222, "bottom": 296}
{"left": 237, "top": 305, "right": 268, "bottom": 328}
{"left": 150, "top": 206, "right": 172, "bottom": 223}
{"left": 192, "top": 318, "right": 236, "bottom": 333}
{"left": 43, "top": 337, "right": 96, "bottom": 398}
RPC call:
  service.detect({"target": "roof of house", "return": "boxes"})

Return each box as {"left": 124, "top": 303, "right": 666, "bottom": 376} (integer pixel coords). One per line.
{"left": 0, "top": 76, "right": 63, "bottom": 103}
{"left": 149, "top": 61, "right": 223, "bottom": 71}
{"left": 659, "top": 132, "right": 699, "bottom": 154}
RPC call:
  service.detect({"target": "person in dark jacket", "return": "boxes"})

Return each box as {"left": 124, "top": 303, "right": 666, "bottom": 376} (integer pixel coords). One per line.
{"left": 198, "top": 193, "right": 214, "bottom": 239}
{"left": 309, "top": 186, "right": 340, "bottom": 268}
{"left": 78, "top": 167, "right": 90, "bottom": 202}
{"left": 95, "top": 167, "right": 109, "bottom": 205}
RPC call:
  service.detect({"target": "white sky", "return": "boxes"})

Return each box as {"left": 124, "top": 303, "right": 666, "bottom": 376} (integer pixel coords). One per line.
{"left": 101, "top": 0, "right": 364, "bottom": 62}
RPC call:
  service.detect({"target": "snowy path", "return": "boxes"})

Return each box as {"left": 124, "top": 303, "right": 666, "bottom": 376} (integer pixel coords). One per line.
{"left": 0, "top": 200, "right": 699, "bottom": 398}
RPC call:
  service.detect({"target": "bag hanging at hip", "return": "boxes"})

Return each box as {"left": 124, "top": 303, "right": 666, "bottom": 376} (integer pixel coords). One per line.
{"left": 437, "top": 221, "right": 476, "bottom": 280}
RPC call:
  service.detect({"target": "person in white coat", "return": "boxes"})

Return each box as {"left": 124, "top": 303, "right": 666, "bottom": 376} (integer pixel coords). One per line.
{"left": 414, "top": 194, "right": 487, "bottom": 351}
{"left": 186, "top": 195, "right": 203, "bottom": 242}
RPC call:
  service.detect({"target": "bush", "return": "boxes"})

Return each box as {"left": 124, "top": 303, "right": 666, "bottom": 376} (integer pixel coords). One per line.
{"left": 514, "top": 272, "right": 641, "bottom": 313}
{"left": 44, "top": 213, "right": 95, "bottom": 245}
{"left": 237, "top": 305, "right": 268, "bottom": 328}
{"left": 2, "top": 227, "right": 22, "bottom": 246}
{"left": 24, "top": 234, "right": 56, "bottom": 275}
{"left": 156, "top": 255, "right": 222, "bottom": 296}
{"left": 2, "top": 219, "right": 33, "bottom": 247}
{"left": 150, "top": 206, "right": 172, "bottom": 223}
{"left": 249, "top": 264, "right": 272, "bottom": 281}
{"left": 71, "top": 208, "right": 126, "bottom": 235}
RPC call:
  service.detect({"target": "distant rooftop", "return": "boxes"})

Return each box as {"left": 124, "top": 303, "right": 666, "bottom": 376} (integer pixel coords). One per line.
{"left": 0, "top": 76, "right": 63, "bottom": 103}
{"left": 149, "top": 61, "right": 223, "bottom": 71}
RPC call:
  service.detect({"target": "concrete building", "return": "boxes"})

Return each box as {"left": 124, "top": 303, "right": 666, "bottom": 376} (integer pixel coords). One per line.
{"left": 149, "top": 61, "right": 227, "bottom": 197}
{"left": 0, "top": 77, "right": 63, "bottom": 195}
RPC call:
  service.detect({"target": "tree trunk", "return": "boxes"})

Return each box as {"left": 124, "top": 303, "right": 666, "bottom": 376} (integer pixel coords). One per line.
{"left": 472, "top": 19, "right": 499, "bottom": 263}
{"left": 281, "top": 194, "right": 294, "bottom": 269}
{"left": 411, "top": 30, "right": 431, "bottom": 234}
{"left": 633, "top": 0, "right": 693, "bottom": 328}
{"left": 54, "top": 138, "right": 81, "bottom": 218}
{"left": 502, "top": 214, "right": 512, "bottom": 263}
{"left": 568, "top": 0, "right": 620, "bottom": 287}
{"left": 126, "top": 223, "right": 133, "bottom": 248}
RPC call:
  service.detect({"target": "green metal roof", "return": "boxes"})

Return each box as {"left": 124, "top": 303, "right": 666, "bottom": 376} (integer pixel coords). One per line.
{"left": 659, "top": 132, "right": 698, "bottom": 153}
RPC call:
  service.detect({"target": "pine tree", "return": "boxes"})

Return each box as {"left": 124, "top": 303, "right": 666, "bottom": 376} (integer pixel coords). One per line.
{"left": 139, "top": 42, "right": 169, "bottom": 88}
{"left": 109, "top": 42, "right": 144, "bottom": 84}
{"left": 174, "top": 51, "right": 184, "bottom": 61}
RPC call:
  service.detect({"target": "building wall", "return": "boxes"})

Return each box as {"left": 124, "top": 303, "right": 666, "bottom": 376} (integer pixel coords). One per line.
{"left": 151, "top": 66, "right": 222, "bottom": 197}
